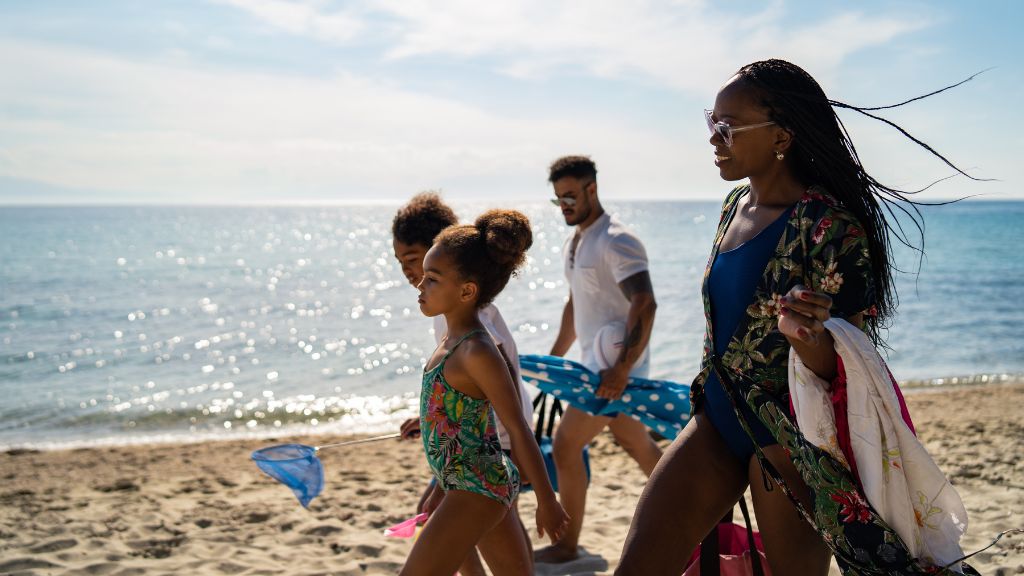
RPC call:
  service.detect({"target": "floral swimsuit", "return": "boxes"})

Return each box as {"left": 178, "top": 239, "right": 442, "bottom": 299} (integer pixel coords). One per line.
{"left": 420, "top": 329, "right": 520, "bottom": 507}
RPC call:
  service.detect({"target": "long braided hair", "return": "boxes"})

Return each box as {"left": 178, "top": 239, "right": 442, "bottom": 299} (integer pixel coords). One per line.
{"left": 735, "top": 59, "right": 986, "bottom": 340}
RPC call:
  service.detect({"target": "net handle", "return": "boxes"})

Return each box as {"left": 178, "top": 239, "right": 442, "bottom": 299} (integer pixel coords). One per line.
{"left": 315, "top": 432, "right": 401, "bottom": 451}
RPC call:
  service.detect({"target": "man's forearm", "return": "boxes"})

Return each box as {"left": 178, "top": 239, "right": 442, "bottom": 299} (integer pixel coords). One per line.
{"left": 613, "top": 293, "right": 656, "bottom": 372}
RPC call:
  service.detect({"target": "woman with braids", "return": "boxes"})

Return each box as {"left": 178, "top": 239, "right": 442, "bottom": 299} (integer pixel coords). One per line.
{"left": 615, "top": 59, "right": 979, "bottom": 575}
{"left": 401, "top": 209, "right": 569, "bottom": 575}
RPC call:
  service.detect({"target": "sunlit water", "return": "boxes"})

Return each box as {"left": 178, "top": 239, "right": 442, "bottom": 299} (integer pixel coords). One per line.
{"left": 1, "top": 201, "right": 1021, "bottom": 449}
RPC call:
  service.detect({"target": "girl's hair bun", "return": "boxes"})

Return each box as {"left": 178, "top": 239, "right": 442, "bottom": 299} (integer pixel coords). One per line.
{"left": 475, "top": 209, "right": 532, "bottom": 269}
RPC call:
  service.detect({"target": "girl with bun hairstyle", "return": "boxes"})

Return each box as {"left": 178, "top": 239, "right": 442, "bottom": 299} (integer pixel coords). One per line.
{"left": 401, "top": 209, "right": 570, "bottom": 576}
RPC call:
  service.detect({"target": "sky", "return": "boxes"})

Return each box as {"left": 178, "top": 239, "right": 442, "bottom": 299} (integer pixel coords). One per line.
{"left": 1, "top": 0, "right": 1021, "bottom": 205}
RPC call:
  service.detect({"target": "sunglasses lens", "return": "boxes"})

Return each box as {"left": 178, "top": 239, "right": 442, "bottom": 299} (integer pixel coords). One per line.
{"left": 716, "top": 124, "right": 732, "bottom": 145}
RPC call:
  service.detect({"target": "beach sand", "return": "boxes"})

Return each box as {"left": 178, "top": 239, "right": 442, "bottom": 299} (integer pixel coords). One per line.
{"left": 2, "top": 383, "right": 1021, "bottom": 575}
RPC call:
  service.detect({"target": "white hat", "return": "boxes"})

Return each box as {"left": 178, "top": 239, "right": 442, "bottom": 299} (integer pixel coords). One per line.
{"left": 593, "top": 321, "right": 625, "bottom": 370}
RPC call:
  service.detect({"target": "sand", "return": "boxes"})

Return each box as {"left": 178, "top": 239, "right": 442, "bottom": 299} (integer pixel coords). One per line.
{"left": 1, "top": 383, "right": 1022, "bottom": 575}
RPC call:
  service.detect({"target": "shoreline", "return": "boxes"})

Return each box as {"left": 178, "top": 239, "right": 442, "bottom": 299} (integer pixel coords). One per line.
{"left": 4, "top": 373, "right": 1023, "bottom": 453}
{"left": 1, "top": 382, "right": 1022, "bottom": 574}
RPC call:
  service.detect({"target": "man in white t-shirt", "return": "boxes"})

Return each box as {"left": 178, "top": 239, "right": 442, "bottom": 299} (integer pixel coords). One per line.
{"left": 392, "top": 192, "right": 534, "bottom": 575}
{"left": 535, "top": 156, "right": 664, "bottom": 564}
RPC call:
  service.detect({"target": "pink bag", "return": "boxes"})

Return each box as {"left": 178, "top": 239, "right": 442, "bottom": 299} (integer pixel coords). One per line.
{"left": 683, "top": 499, "right": 771, "bottom": 576}
{"left": 383, "top": 513, "right": 428, "bottom": 538}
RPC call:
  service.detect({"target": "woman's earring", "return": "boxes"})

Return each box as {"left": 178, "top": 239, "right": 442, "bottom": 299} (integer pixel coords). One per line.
{"left": 775, "top": 151, "right": 785, "bottom": 160}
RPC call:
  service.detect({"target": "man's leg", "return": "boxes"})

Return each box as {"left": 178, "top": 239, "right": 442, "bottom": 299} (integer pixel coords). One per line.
{"left": 607, "top": 413, "right": 663, "bottom": 476}
{"left": 534, "top": 406, "right": 612, "bottom": 563}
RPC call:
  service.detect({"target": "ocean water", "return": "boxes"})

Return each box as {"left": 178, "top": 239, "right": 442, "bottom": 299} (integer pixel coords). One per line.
{"left": 1, "top": 201, "right": 1022, "bottom": 449}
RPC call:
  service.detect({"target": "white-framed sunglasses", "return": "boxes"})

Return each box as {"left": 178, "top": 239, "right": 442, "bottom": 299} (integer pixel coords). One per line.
{"left": 705, "top": 109, "right": 776, "bottom": 147}
{"left": 550, "top": 196, "right": 578, "bottom": 207}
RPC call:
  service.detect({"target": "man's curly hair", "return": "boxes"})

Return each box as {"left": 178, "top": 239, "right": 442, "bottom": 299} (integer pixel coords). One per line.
{"left": 391, "top": 192, "right": 458, "bottom": 247}
{"left": 548, "top": 155, "right": 597, "bottom": 183}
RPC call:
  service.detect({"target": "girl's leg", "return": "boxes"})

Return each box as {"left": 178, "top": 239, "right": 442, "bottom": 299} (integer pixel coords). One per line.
{"left": 477, "top": 499, "right": 533, "bottom": 576}
{"left": 420, "top": 483, "right": 487, "bottom": 575}
{"left": 615, "top": 413, "right": 748, "bottom": 575}
{"left": 399, "top": 490, "right": 507, "bottom": 576}
{"left": 457, "top": 550, "right": 487, "bottom": 576}
{"left": 747, "top": 445, "right": 832, "bottom": 576}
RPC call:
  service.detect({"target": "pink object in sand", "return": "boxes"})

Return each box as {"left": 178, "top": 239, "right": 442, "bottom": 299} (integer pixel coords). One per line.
{"left": 384, "top": 513, "right": 428, "bottom": 538}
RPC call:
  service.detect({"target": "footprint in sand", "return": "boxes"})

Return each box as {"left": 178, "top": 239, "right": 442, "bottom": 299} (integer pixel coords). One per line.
{"left": 216, "top": 561, "right": 249, "bottom": 574}
{"left": 28, "top": 538, "right": 79, "bottom": 554}
{"left": 244, "top": 511, "right": 271, "bottom": 523}
{"left": 0, "top": 558, "right": 62, "bottom": 572}
{"left": 301, "top": 524, "right": 344, "bottom": 537}
{"left": 126, "top": 536, "right": 186, "bottom": 559}
{"left": 81, "top": 561, "right": 120, "bottom": 575}
{"left": 354, "top": 544, "right": 384, "bottom": 556}
{"left": 95, "top": 479, "right": 139, "bottom": 493}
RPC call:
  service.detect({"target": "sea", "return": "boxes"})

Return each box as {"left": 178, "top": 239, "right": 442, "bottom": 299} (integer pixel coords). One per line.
{"left": 2, "top": 200, "right": 1022, "bottom": 450}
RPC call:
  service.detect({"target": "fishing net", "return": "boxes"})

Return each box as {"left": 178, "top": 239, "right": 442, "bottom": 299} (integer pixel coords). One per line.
{"left": 251, "top": 443, "right": 324, "bottom": 508}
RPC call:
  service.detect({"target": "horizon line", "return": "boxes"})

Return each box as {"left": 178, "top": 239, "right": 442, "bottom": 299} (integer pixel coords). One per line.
{"left": 0, "top": 194, "right": 1018, "bottom": 208}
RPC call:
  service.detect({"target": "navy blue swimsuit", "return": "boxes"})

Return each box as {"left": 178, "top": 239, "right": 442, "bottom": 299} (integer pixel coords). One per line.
{"left": 703, "top": 209, "right": 790, "bottom": 463}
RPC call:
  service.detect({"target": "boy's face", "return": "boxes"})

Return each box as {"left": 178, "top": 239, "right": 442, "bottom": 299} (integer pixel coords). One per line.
{"left": 392, "top": 239, "right": 429, "bottom": 288}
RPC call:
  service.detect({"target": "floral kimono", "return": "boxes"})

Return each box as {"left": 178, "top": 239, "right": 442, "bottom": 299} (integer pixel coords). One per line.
{"left": 692, "top": 185, "right": 976, "bottom": 575}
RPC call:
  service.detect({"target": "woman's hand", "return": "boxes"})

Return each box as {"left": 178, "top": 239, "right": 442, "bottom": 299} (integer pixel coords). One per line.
{"left": 779, "top": 284, "right": 840, "bottom": 380}
{"left": 778, "top": 284, "right": 832, "bottom": 345}
{"left": 399, "top": 417, "right": 421, "bottom": 440}
{"left": 535, "top": 495, "right": 570, "bottom": 543}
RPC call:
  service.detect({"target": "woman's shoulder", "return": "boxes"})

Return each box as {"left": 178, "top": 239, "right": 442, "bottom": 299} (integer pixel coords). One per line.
{"left": 714, "top": 184, "right": 750, "bottom": 224}
{"left": 795, "top": 186, "right": 863, "bottom": 227}
{"left": 720, "top": 184, "right": 749, "bottom": 210}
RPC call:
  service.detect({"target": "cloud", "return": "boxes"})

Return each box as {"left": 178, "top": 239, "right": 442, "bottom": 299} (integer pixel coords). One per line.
{"left": 213, "top": 0, "right": 364, "bottom": 44}
{"left": 1, "top": 4, "right": 1006, "bottom": 203}
{"left": 0, "top": 39, "right": 687, "bottom": 202}
{"left": 211, "top": 0, "right": 929, "bottom": 95}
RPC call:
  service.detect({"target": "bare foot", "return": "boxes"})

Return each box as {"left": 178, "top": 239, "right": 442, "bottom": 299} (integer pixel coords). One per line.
{"left": 533, "top": 543, "right": 580, "bottom": 564}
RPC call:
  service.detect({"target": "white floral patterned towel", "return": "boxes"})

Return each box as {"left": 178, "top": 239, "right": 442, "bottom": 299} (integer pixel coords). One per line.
{"left": 789, "top": 318, "right": 968, "bottom": 571}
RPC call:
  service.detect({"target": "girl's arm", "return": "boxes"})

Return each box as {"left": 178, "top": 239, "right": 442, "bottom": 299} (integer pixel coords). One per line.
{"left": 461, "top": 340, "right": 569, "bottom": 542}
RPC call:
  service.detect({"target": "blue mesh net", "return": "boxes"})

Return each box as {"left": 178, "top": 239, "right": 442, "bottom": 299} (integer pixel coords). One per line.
{"left": 251, "top": 443, "right": 324, "bottom": 508}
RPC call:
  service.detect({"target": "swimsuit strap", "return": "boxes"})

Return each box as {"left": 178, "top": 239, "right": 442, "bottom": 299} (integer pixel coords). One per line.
{"left": 427, "top": 328, "right": 487, "bottom": 373}
{"left": 441, "top": 328, "right": 486, "bottom": 361}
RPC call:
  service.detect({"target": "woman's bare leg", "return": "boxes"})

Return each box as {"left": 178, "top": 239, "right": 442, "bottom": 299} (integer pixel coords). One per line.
{"left": 400, "top": 491, "right": 506, "bottom": 576}
{"left": 615, "top": 413, "right": 748, "bottom": 575}
{"left": 748, "top": 445, "right": 832, "bottom": 576}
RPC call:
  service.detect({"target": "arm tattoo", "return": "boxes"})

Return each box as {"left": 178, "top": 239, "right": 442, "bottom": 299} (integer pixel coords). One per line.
{"left": 620, "top": 319, "right": 643, "bottom": 358}
{"left": 618, "top": 271, "right": 653, "bottom": 300}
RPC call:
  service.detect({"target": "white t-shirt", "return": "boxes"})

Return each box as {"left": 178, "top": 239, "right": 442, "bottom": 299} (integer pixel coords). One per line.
{"left": 432, "top": 304, "right": 534, "bottom": 450}
{"left": 563, "top": 212, "right": 650, "bottom": 377}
